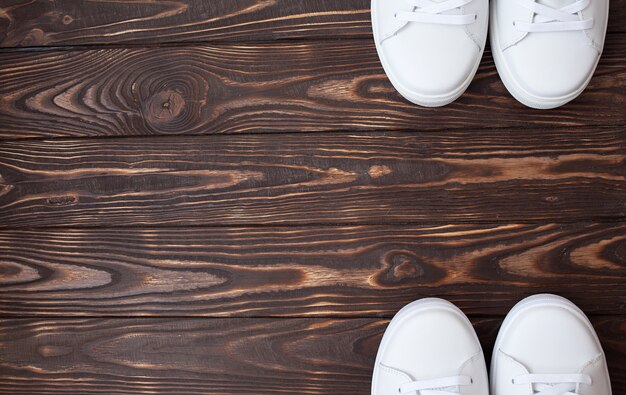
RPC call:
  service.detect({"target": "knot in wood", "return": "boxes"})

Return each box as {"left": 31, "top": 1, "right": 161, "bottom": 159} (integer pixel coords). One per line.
{"left": 144, "top": 89, "right": 185, "bottom": 124}
{"left": 371, "top": 250, "right": 440, "bottom": 287}
{"left": 388, "top": 252, "right": 425, "bottom": 279}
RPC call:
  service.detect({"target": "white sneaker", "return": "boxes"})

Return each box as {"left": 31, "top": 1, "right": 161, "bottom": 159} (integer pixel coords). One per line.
{"left": 491, "top": 294, "right": 612, "bottom": 395}
{"left": 371, "top": 0, "right": 489, "bottom": 107}
{"left": 490, "top": 0, "right": 609, "bottom": 109}
{"left": 372, "top": 298, "right": 489, "bottom": 395}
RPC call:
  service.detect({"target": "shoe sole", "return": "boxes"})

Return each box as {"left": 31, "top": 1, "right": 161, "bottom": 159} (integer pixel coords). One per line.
{"left": 371, "top": 298, "right": 484, "bottom": 395}
{"left": 489, "top": 1, "right": 607, "bottom": 109}
{"left": 490, "top": 294, "right": 612, "bottom": 395}
{"left": 371, "top": 1, "right": 487, "bottom": 107}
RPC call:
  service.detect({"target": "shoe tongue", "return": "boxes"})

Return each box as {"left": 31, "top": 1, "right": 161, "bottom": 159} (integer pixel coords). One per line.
{"left": 537, "top": 0, "right": 576, "bottom": 7}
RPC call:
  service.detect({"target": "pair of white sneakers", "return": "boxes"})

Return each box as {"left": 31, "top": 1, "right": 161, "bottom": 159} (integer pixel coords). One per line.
{"left": 371, "top": 0, "right": 609, "bottom": 109}
{"left": 372, "top": 294, "right": 612, "bottom": 395}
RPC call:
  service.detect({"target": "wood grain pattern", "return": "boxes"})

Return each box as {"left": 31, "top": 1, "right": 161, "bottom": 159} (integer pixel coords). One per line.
{"left": 0, "top": 0, "right": 372, "bottom": 47}
{"left": 0, "top": 130, "right": 624, "bottom": 227}
{"left": 0, "top": 317, "right": 623, "bottom": 394}
{"left": 1, "top": 223, "right": 625, "bottom": 317}
{"left": 0, "top": 0, "right": 624, "bottom": 47}
{"left": 0, "top": 36, "right": 624, "bottom": 140}
{"left": 0, "top": 1, "right": 624, "bottom": 394}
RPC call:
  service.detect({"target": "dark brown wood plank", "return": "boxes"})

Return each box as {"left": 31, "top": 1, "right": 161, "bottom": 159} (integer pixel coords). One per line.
{"left": 1, "top": 223, "right": 625, "bottom": 317}
{"left": 0, "top": 35, "right": 624, "bottom": 140}
{"left": 0, "top": 0, "right": 624, "bottom": 47}
{"left": 0, "top": 316, "right": 623, "bottom": 394}
{"left": 0, "top": 130, "right": 624, "bottom": 227}
{"left": 0, "top": 0, "right": 372, "bottom": 47}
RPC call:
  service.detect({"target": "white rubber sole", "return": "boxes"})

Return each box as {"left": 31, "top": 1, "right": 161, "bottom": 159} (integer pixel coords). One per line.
{"left": 371, "top": 2, "right": 486, "bottom": 107}
{"left": 489, "top": 1, "right": 606, "bottom": 110}
{"left": 490, "top": 294, "right": 612, "bottom": 395}
{"left": 371, "top": 298, "right": 483, "bottom": 395}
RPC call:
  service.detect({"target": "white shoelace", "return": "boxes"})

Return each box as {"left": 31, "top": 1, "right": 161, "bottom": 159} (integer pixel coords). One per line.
{"left": 399, "top": 375, "right": 472, "bottom": 395}
{"left": 513, "top": 0, "right": 594, "bottom": 32}
{"left": 395, "top": 0, "right": 477, "bottom": 25}
{"left": 513, "top": 373, "right": 592, "bottom": 395}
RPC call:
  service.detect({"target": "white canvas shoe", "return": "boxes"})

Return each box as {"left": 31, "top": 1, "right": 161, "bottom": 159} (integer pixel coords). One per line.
{"left": 491, "top": 294, "right": 612, "bottom": 395}
{"left": 490, "top": 0, "right": 609, "bottom": 109}
{"left": 372, "top": 298, "right": 489, "bottom": 395}
{"left": 371, "top": 0, "right": 489, "bottom": 107}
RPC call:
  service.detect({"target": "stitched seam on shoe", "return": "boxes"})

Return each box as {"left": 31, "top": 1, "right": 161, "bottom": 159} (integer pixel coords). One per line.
{"left": 462, "top": 5, "right": 482, "bottom": 50}
{"left": 380, "top": 363, "right": 413, "bottom": 380}
{"left": 381, "top": 21, "right": 408, "bottom": 44}
{"left": 381, "top": 4, "right": 413, "bottom": 44}
{"left": 577, "top": 354, "right": 604, "bottom": 394}
{"left": 578, "top": 353, "right": 603, "bottom": 374}
{"left": 577, "top": 10, "right": 600, "bottom": 51}
{"left": 502, "top": 8, "right": 532, "bottom": 50}
{"left": 457, "top": 350, "right": 483, "bottom": 375}
{"left": 498, "top": 349, "right": 533, "bottom": 394}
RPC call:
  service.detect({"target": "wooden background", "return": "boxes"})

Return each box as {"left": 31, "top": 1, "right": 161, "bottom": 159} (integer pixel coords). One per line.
{"left": 0, "top": 1, "right": 624, "bottom": 394}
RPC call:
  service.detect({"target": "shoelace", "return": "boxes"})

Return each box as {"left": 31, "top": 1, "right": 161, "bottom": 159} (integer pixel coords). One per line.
{"left": 513, "top": 0, "right": 594, "bottom": 32}
{"left": 513, "top": 373, "right": 592, "bottom": 395}
{"left": 399, "top": 375, "right": 472, "bottom": 395}
{"left": 395, "top": 0, "right": 477, "bottom": 25}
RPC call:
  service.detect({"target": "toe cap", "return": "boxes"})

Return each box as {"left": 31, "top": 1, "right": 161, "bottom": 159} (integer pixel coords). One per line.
{"left": 380, "top": 303, "right": 481, "bottom": 379}
{"left": 498, "top": 300, "right": 602, "bottom": 373}
{"left": 504, "top": 32, "right": 600, "bottom": 100}
{"left": 380, "top": 24, "right": 481, "bottom": 100}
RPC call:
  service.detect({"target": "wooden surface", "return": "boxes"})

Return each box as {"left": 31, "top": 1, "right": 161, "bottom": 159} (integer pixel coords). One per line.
{"left": 1, "top": 130, "right": 625, "bottom": 227}
{"left": 0, "top": 36, "right": 625, "bottom": 139}
{"left": 0, "top": 317, "right": 624, "bottom": 395}
{"left": 1, "top": 223, "right": 625, "bottom": 317}
{"left": 0, "top": 1, "right": 625, "bottom": 394}
{"left": 0, "top": 0, "right": 624, "bottom": 46}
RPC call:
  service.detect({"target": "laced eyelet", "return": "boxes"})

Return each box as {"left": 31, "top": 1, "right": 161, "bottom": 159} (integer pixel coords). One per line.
{"left": 508, "top": 0, "right": 594, "bottom": 33}
{"left": 388, "top": 2, "right": 481, "bottom": 26}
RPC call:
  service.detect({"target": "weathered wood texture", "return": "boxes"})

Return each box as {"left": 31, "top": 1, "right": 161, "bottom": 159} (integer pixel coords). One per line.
{"left": 1, "top": 130, "right": 624, "bottom": 227}
{"left": 0, "top": 317, "right": 623, "bottom": 395}
{"left": 1, "top": 223, "right": 625, "bottom": 317}
{"left": 0, "top": 0, "right": 372, "bottom": 46}
{"left": 0, "top": 1, "right": 624, "bottom": 393}
{"left": 0, "top": 0, "right": 624, "bottom": 47}
{"left": 0, "top": 35, "right": 624, "bottom": 140}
